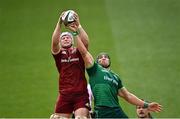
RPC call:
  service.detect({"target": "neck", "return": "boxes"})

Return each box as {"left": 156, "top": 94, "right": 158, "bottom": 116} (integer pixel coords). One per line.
{"left": 61, "top": 45, "right": 72, "bottom": 49}
{"left": 102, "top": 66, "right": 110, "bottom": 71}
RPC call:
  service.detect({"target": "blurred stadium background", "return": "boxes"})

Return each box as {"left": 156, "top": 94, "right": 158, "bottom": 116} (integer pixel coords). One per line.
{"left": 0, "top": 0, "right": 180, "bottom": 118}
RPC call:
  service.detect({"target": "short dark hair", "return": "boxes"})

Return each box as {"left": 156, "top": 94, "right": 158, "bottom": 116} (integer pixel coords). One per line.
{"left": 96, "top": 52, "right": 111, "bottom": 68}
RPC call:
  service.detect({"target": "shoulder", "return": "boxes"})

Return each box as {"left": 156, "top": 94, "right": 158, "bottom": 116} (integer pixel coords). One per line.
{"left": 110, "top": 70, "right": 120, "bottom": 78}
{"left": 52, "top": 49, "right": 62, "bottom": 58}
{"left": 86, "top": 62, "right": 99, "bottom": 75}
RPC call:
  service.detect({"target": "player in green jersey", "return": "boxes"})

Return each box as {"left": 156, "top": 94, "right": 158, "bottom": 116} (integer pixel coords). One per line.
{"left": 67, "top": 23, "right": 162, "bottom": 118}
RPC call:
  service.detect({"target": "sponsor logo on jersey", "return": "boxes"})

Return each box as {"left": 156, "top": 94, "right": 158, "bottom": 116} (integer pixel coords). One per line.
{"left": 104, "top": 76, "right": 118, "bottom": 86}
{"left": 61, "top": 57, "right": 79, "bottom": 63}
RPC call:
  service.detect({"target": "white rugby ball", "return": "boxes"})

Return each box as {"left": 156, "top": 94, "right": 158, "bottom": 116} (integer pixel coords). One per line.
{"left": 61, "top": 10, "right": 75, "bottom": 26}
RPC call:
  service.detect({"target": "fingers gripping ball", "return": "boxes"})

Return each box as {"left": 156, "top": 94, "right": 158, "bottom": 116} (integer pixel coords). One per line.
{"left": 61, "top": 10, "right": 75, "bottom": 26}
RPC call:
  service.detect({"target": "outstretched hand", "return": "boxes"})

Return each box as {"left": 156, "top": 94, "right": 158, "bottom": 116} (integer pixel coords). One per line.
{"left": 73, "top": 11, "right": 80, "bottom": 27}
{"left": 148, "top": 102, "right": 162, "bottom": 113}
{"left": 59, "top": 11, "right": 65, "bottom": 25}
{"left": 66, "top": 11, "right": 80, "bottom": 32}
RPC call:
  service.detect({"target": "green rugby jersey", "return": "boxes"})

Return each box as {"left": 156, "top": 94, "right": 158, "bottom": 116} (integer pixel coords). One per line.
{"left": 86, "top": 62, "right": 123, "bottom": 107}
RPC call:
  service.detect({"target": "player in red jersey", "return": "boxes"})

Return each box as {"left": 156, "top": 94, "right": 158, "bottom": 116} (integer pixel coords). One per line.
{"left": 50, "top": 11, "right": 90, "bottom": 119}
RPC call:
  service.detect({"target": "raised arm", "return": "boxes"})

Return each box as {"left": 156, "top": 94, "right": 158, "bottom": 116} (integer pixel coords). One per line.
{"left": 74, "top": 34, "right": 93, "bottom": 68}
{"left": 77, "top": 24, "right": 89, "bottom": 49}
{"left": 118, "top": 87, "right": 162, "bottom": 113}
{"left": 66, "top": 11, "right": 89, "bottom": 48}
{"left": 51, "top": 12, "right": 64, "bottom": 54}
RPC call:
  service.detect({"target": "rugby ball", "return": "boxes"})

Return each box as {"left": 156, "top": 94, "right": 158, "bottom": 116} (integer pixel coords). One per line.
{"left": 61, "top": 10, "right": 75, "bottom": 26}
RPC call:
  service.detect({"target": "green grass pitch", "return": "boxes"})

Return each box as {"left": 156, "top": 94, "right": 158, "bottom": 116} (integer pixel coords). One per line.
{"left": 0, "top": 0, "right": 180, "bottom": 118}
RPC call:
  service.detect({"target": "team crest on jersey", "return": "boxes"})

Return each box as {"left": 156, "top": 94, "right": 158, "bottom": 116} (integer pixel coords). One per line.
{"left": 62, "top": 51, "right": 66, "bottom": 55}
{"left": 104, "top": 76, "right": 118, "bottom": 86}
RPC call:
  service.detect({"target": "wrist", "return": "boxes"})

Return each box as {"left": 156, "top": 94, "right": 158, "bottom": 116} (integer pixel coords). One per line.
{"left": 72, "top": 25, "right": 81, "bottom": 36}
{"left": 72, "top": 31, "right": 79, "bottom": 36}
{"left": 77, "top": 25, "right": 82, "bottom": 33}
{"left": 143, "top": 101, "right": 149, "bottom": 108}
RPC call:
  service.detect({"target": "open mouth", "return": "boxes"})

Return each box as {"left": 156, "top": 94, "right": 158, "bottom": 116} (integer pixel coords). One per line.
{"left": 139, "top": 112, "right": 145, "bottom": 115}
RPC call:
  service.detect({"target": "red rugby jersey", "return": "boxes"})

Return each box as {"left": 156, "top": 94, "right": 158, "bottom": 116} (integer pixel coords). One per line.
{"left": 52, "top": 47, "right": 88, "bottom": 95}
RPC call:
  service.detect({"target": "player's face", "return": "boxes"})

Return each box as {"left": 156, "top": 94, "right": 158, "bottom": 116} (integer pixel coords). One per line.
{"left": 98, "top": 55, "right": 110, "bottom": 68}
{"left": 61, "top": 35, "right": 73, "bottom": 48}
{"left": 136, "top": 106, "right": 149, "bottom": 118}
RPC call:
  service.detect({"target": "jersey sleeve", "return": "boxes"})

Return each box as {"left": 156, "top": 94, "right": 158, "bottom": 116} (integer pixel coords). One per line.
{"left": 52, "top": 51, "right": 61, "bottom": 60}
{"left": 52, "top": 51, "right": 61, "bottom": 70}
{"left": 114, "top": 73, "right": 123, "bottom": 89}
{"left": 86, "top": 62, "right": 98, "bottom": 76}
{"left": 117, "top": 78, "right": 123, "bottom": 89}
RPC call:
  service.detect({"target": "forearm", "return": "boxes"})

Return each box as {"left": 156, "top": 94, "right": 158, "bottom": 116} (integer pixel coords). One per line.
{"left": 51, "top": 20, "right": 61, "bottom": 53}
{"left": 75, "top": 35, "right": 88, "bottom": 57}
{"left": 124, "top": 92, "right": 145, "bottom": 107}
{"left": 75, "top": 35, "right": 94, "bottom": 68}
{"left": 119, "top": 88, "right": 146, "bottom": 107}
{"left": 127, "top": 93, "right": 162, "bottom": 112}
{"left": 52, "top": 21, "right": 61, "bottom": 45}
{"left": 78, "top": 25, "right": 89, "bottom": 48}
